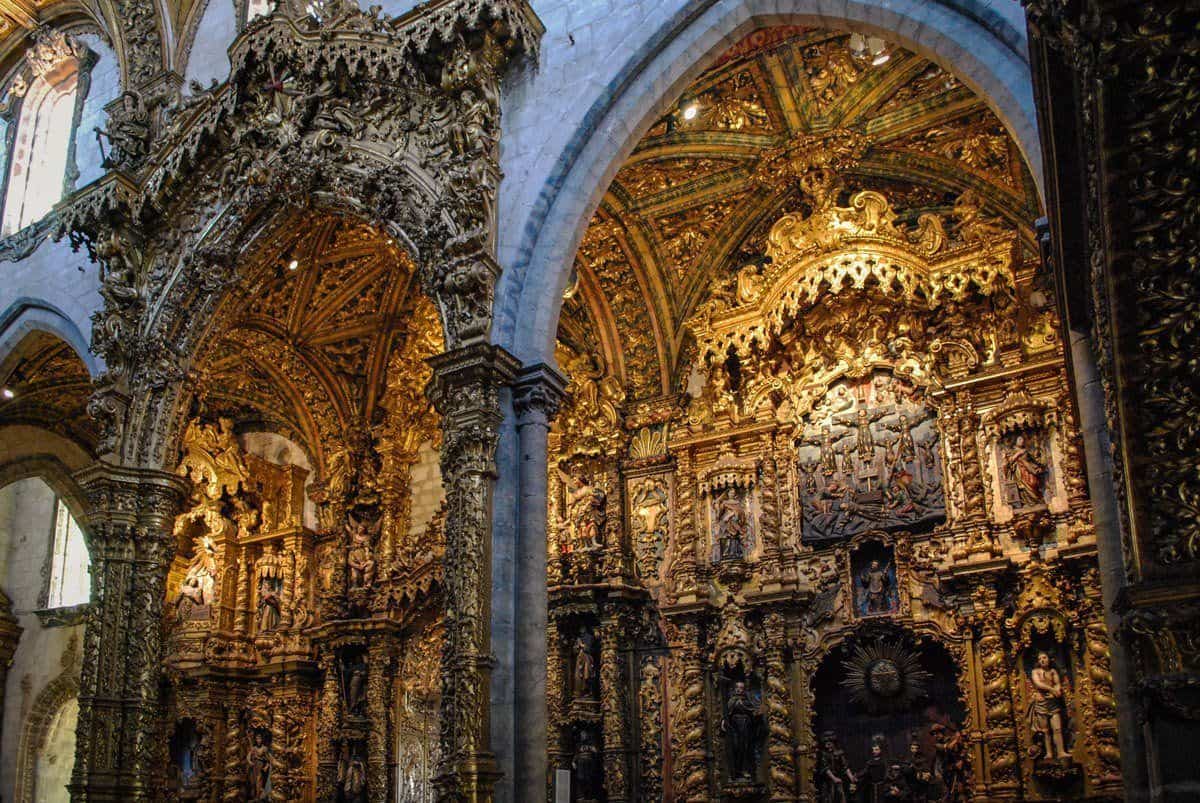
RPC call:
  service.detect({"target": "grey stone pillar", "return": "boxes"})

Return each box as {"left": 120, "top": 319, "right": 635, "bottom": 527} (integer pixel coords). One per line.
{"left": 511, "top": 364, "right": 565, "bottom": 799}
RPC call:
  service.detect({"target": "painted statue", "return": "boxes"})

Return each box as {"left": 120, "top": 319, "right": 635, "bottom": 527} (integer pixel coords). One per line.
{"left": 572, "top": 630, "right": 597, "bottom": 700}
{"left": 346, "top": 515, "right": 379, "bottom": 590}
{"left": 246, "top": 729, "right": 271, "bottom": 801}
{"left": 721, "top": 681, "right": 762, "bottom": 782}
{"left": 816, "top": 730, "right": 857, "bottom": 803}
{"left": 858, "top": 559, "right": 896, "bottom": 615}
{"left": 559, "top": 468, "right": 606, "bottom": 551}
{"left": 715, "top": 488, "right": 750, "bottom": 561}
{"left": 1027, "top": 651, "right": 1070, "bottom": 760}
{"left": 1004, "top": 434, "right": 1048, "bottom": 508}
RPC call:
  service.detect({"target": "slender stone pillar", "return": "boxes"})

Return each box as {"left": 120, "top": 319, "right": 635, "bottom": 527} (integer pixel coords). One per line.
{"left": 511, "top": 364, "right": 565, "bottom": 798}
{"left": 428, "top": 343, "right": 519, "bottom": 803}
{"left": 70, "top": 462, "right": 188, "bottom": 802}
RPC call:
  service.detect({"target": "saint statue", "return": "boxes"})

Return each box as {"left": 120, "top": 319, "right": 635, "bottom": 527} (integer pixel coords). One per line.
{"left": 1027, "top": 651, "right": 1070, "bottom": 760}
{"left": 572, "top": 630, "right": 596, "bottom": 700}
{"left": 1004, "top": 435, "right": 1048, "bottom": 508}
{"left": 816, "top": 730, "right": 856, "bottom": 803}
{"left": 882, "top": 762, "right": 912, "bottom": 803}
{"left": 715, "top": 488, "right": 749, "bottom": 561}
{"left": 858, "top": 735, "right": 889, "bottom": 803}
{"left": 858, "top": 559, "right": 894, "bottom": 614}
{"left": 559, "top": 469, "right": 606, "bottom": 551}
{"left": 721, "top": 681, "right": 761, "bottom": 782}
{"left": 254, "top": 544, "right": 279, "bottom": 633}
{"left": 346, "top": 514, "right": 378, "bottom": 590}
{"left": 902, "top": 738, "right": 934, "bottom": 802}
{"left": 573, "top": 729, "right": 602, "bottom": 802}
{"left": 343, "top": 657, "right": 368, "bottom": 716}
{"left": 246, "top": 729, "right": 271, "bottom": 801}
{"left": 929, "top": 723, "right": 966, "bottom": 802}
{"left": 94, "top": 91, "right": 150, "bottom": 167}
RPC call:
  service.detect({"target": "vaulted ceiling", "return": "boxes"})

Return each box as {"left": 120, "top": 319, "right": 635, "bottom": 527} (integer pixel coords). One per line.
{"left": 0, "top": 330, "right": 96, "bottom": 448}
{"left": 556, "top": 26, "right": 1041, "bottom": 402}
{"left": 195, "top": 215, "right": 441, "bottom": 469}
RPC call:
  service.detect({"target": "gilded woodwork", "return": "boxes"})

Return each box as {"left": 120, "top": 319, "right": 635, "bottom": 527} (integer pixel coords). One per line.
{"left": 548, "top": 26, "right": 1116, "bottom": 802}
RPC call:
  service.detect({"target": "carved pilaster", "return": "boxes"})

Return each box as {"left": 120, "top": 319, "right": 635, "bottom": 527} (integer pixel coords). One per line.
{"left": 599, "top": 606, "right": 631, "bottom": 802}
{"left": 964, "top": 586, "right": 1021, "bottom": 798}
{"left": 70, "top": 462, "right": 188, "bottom": 802}
{"left": 427, "top": 343, "right": 520, "bottom": 802}
{"left": 671, "top": 620, "right": 709, "bottom": 801}
{"left": 367, "top": 641, "right": 393, "bottom": 801}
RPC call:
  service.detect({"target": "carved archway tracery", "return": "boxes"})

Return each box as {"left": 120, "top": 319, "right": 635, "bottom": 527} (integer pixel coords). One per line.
{"left": 54, "top": 0, "right": 541, "bottom": 469}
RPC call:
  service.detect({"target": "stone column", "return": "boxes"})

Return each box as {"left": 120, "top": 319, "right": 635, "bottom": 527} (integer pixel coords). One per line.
{"left": 428, "top": 342, "right": 519, "bottom": 802}
{"left": 511, "top": 364, "right": 565, "bottom": 798}
{"left": 70, "top": 462, "right": 188, "bottom": 802}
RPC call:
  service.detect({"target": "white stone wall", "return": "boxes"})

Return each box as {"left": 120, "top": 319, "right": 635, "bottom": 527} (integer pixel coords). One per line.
{"left": 183, "top": 0, "right": 238, "bottom": 89}
{"left": 0, "top": 478, "right": 84, "bottom": 802}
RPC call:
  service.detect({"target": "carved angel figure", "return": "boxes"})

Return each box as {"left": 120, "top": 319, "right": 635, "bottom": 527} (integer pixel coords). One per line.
{"left": 94, "top": 91, "right": 150, "bottom": 167}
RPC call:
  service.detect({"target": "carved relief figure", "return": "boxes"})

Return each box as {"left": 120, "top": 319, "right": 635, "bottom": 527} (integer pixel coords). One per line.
{"left": 796, "top": 372, "right": 943, "bottom": 543}
{"left": 630, "top": 477, "right": 669, "bottom": 580}
{"left": 721, "top": 680, "right": 763, "bottom": 782}
{"left": 558, "top": 468, "right": 606, "bottom": 552}
{"left": 175, "top": 534, "right": 217, "bottom": 621}
{"left": 94, "top": 90, "right": 150, "bottom": 167}
{"left": 1027, "top": 651, "right": 1070, "bottom": 761}
{"left": 1002, "top": 433, "right": 1048, "bottom": 509}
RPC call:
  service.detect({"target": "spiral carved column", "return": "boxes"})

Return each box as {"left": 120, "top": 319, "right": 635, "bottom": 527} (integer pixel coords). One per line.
{"left": 70, "top": 463, "right": 188, "bottom": 802}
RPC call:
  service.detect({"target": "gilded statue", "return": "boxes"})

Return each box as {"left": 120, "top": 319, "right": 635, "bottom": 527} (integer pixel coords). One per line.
{"left": 572, "top": 629, "right": 597, "bottom": 700}
{"left": 346, "top": 514, "right": 380, "bottom": 590}
{"left": 1027, "top": 651, "right": 1070, "bottom": 761}
{"left": 858, "top": 559, "right": 895, "bottom": 615}
{"left": 256, "top": 547, "right": 283, "bottom": 632}
{"left": 573, "top": 729, "right": 602, "bottom": 802}
{"left": 558, "top": 467, "right": 606, "bottom": 551}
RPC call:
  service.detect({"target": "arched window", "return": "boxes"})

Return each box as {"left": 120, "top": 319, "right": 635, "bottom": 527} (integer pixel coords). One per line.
{"left": 2, "top": 70, "right": 77, "bottom": 235}
{"left": 46, "top": 497, "right": 89, "bottom": 609}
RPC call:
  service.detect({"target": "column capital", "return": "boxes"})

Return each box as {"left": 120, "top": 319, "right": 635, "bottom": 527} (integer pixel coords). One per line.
{"left": 513, "top": 363, "right": 567, "bottom": 427}
{"left": 73, "top": 460, "right": 191, "bottom": 536}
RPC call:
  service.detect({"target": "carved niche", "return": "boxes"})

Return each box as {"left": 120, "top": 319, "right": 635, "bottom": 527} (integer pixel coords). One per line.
{"left": 700, "top": 455, "right": 761, "bottom": 568}
{"left": 981, "top": 389, "right": 1069, "bottom": 524}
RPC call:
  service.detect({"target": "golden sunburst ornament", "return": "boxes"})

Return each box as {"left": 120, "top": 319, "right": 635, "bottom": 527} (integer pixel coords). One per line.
{"left": 841, "top": 640, "right": 932, "bottom": 713}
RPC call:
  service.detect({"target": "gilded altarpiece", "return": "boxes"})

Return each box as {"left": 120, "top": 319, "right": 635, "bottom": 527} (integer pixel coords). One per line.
{"left": 161, "top": 416, "right": 447, "bottom": 802}
{"left": 548, "top": 178, "right": 1121, "bottom": 802}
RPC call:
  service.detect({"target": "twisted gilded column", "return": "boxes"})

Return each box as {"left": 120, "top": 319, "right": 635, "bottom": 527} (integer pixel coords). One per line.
{"left": 763, "top": 613, "right": 796, "bottom": 801}
{"left": 428, "top": 343, "right": 519, "bottom": 802}
{"left": 600, "top": 605, "right": 632, "bottom": 802}
{"left": 69, "top": 462, "right": 188, "bottom": 802}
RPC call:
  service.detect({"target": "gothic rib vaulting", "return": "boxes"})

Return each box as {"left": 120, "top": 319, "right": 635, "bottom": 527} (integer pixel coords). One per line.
{"left": 0, "top": 0, "right": 1198, "bottom": 801}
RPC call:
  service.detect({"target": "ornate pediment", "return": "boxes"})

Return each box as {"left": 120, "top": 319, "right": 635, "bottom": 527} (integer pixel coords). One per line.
{"left": 688, "top": 178, "right": 1017, "bottom": 364}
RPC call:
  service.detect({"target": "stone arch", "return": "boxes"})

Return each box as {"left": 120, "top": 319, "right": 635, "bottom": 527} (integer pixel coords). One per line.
{"left": 495, "top": 0, "right": 1044, "bottom": 366}
{"left": 10, "top": 637, "right": 81, "bottom": 803}
{"left": 0, "top": 301, "right": 98, "bottom": 378}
